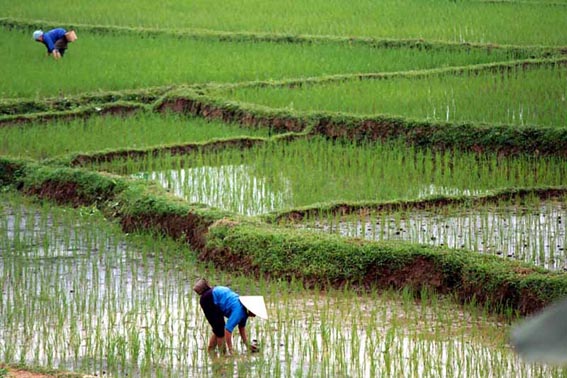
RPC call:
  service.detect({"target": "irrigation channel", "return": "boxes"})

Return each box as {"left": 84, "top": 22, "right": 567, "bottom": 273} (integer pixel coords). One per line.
{"left": 0, "top": 193, "right": 563, "bottom": 377}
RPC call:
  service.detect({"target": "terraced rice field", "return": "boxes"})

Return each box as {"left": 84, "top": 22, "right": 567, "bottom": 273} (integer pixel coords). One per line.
{"left": 1, "top": 194, "right": 564, "bottom": 377}
{"left": 89, "top": 137, "right": 567, "bottom": 212}
{"left": 215, "top": 62, "right": 567, "bottom": 127}
{"left": 1, "top": 0, "right": 566, "bottom": 377}
{"left": 297, "top": 198, "right": 566, "bottom": 270}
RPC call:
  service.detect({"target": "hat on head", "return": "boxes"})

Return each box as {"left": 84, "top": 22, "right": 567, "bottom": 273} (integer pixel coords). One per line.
{"left": 239, "top": 296, "right": 268, "bottom": 319}
{"left": 33, "top": 30, "right": 43, "bottom": 40}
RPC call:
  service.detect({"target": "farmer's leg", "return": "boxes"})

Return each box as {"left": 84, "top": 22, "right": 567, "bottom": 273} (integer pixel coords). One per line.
{"left": 54, "top": 37, "right": 68, "bottom": 56}
{"left": 200, "top": 289, "right": 226, "bottom": 350}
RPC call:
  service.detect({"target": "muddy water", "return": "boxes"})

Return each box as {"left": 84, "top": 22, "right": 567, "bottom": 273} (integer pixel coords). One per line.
{"left": 302, "top": 200, "right": 566, "bottom": 271}
{"left": 0, "top": 195, "right": 561, "bottom": 377}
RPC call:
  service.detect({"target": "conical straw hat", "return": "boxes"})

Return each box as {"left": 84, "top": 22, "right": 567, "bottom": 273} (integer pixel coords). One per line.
{"left": 239, "top": 296, "right": 268, "bottom": 319}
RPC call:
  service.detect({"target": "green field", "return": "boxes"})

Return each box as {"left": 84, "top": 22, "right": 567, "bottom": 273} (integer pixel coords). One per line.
{"left": 0, "top": 113, "right": 270, "bottom": 160}
{"left": 3, "top": 0, "right": 567, "bottom": 45}
{"left": 1, "top": 26, "right": 534, "bottom": 99}
{"left": 94, "top": 138, "right": 567, "bottom": 213}
{"left": 1, "top": 0, "right": 566, "bottom": 377}
{"left": 216, "top": 63, "right": 567, "bottom": 127}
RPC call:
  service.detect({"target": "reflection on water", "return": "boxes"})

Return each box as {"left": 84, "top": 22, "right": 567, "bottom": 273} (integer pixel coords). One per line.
{"left": 134, "top": 165, "right": 293, "bottom": 216}
{"left": 418, "top": 184, "right": 486, "bottom": 198}
{"left": 0, "top": 197, "right": 562, "bottom": 377}
{"left": 133, "top": 167, "right": 490, "bottom": 217}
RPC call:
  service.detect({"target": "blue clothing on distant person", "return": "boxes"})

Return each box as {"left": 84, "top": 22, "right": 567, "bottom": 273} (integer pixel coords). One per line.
{"left": 212, "top": 286, "right": 248, "bottom": 332}
{"left": 40, "top": 28, "right": 67, "bottom": 53}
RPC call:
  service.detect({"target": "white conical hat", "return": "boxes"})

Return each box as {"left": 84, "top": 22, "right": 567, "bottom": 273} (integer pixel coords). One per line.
{"left": 239, "top": 296, "right": 268, "bottom": 319}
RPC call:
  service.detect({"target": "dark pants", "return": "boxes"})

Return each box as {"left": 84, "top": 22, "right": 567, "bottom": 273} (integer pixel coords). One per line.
{"left": 200, "top": 289, "right": 225, "bottom": 337}
{"left": 54, "top": 36, "right": 68, "bottom": 56}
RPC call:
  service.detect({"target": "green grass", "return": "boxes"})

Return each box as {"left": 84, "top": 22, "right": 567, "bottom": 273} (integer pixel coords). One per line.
{"left": 216, "top": 64, "right": 567, "bottom": 127}
{"left": 93, "top": 138, "right": 567, "bottom": 215}
{"left": 0, "top": 113, "right": 269, "bottom": 160}
{"left": 3, "top": 0, "right": 567, "bottom": 45}
{"left": 1, "top": 27, "right": 531, "bottom": 99}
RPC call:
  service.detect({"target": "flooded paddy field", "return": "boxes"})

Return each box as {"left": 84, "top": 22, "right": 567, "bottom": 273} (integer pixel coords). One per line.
{"left": 92, "top": 138, "right": 567, "bottom": 216}
{"left": 1, "top": 193, "right": 561, "bottom": 377}
{"left": 297, "top": 198, "right": 567, "bottom": 271}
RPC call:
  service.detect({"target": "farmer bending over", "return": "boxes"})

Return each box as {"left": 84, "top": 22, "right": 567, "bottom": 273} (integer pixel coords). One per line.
{"left": 193, "top": 278, "right": 268, "bottom": 355}
{"left": 33, "top": 28, "right": 77, "bottom": 59}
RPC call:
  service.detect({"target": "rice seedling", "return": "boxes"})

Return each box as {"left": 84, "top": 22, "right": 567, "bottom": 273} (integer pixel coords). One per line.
{"left": 1, "top": 191, "right": 564, "bottom": 377}
{"left": 2, "top": 0, "right": 567, "bottom": 376}
{"left": 0, "top": 113, "right": 270, "bottom": 160}
{"left": 1, "top": 27, "right": 528, "bottom": 99}
{"left": 301, "top": 196, "right": 567, "bottom": 270}
{"left": 94, "top": 138, "right": 567, "bottom": 215}
{"left": 3, "top": 0, "right": 567, "bottom": 45}
{"left": 219, "top": 63, "right": 567, "bottom": 128}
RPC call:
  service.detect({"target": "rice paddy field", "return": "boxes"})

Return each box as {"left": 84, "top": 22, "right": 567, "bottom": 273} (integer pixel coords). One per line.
{"left": 216, "top": 63, "right": 567, "bottom": 127}
{"left": 0, "top": 26, "right": 529, "bottom": 99}
{"left": 95, "top": 138, "right": 567, "bottom": 214}
{"left": 300, "top": 197, "right": 566, "bottom": 271}
{"left": 0, "top": 193, "right": 564, "bottom": 377}
{"left": 3, "top": 0, "right": 567, "bottom": 45}
{"left": 0, "top": 113, "right": 270, "bottom": 160}
{"left": 1, "top": 0, "right": 567, "bottom": 377}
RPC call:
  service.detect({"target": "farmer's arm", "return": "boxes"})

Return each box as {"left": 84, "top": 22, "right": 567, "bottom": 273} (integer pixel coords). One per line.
{"left": 238, "top": 325, "right": 259, "bottom": 351}
{"left": 238, "top": 325, "right": 249, "bottom": 345}
{"left": 224, "top": 312, "right": 241, "bottom": 353}
{"left": 43, "top": 34, "right": 56, "bottom": 54}
{"left": 224, "top": 329, "right": 234, "bottom": 353}
{"left": 224, "top": 305, "right": 248, "bottom": 353}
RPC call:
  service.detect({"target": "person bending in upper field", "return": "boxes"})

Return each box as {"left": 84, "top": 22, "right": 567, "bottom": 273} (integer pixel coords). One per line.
{"left": 193, "top": 278, "right": 268, "bottom": 355}
{"left": 33, "top": 28, "right": 77, "bottom": 60}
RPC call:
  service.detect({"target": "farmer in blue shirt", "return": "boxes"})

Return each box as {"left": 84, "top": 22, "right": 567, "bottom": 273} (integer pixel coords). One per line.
{"left": 33, "top": 28, "right": 77, "bottom": 59}
{"left": 193, "top": 279, "right": 268, "bottom": 354}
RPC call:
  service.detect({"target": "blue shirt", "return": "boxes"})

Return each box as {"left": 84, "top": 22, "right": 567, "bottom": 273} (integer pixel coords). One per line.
{"left": 212, "top": 286, "right": 248, "bottom": 333}
{"left": 42, "top": 28, "right": 67, "bottom": 53}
